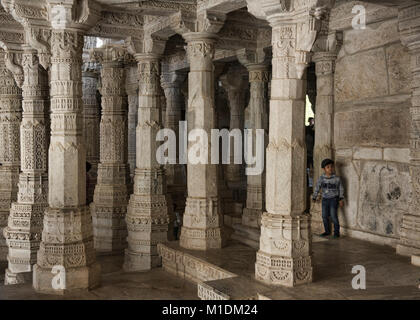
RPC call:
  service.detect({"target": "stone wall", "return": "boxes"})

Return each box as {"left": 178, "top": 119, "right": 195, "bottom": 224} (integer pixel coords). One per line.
{"left": 330, "top": 1, "right": 411, "bottom": 246}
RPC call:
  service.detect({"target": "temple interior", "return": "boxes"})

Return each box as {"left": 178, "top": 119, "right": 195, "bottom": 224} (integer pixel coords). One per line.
{"left": 0, "top": 0, "right": 419, "bottom": 300}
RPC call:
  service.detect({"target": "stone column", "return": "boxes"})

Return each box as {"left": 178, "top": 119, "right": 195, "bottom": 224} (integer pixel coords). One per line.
{"left": 90, "top": 45, "right": 130, "bottom": 255}
{"left": 0, "top": 51, "right": 22, "bottom": 265}
{"left": 239, "top": 56, "right": 269, "bottom": 229}
{"left": 82, "top": 63, "right": 100, "bottom": 205}
{"left": 161, "top": 71, "right": 187, "bottom": 209}
{"left": 397, "top": 4, "right": 420, "bottom": 257}
{"left": 33, "top": 29, "right": 100, "bottom": 293}
{"left": 124, "top": 53, "right": 169, "bottom": 271}
{"left": 179, "top": 33, "right": 223, "bottom": 250}
{"left": 220, "top": 70, "right": 246, "bottom": 189}
{"left": 310, "top": 52, "right": 337, "bottom": 232}
{"left": 125, "top": 64, "right": 139, "bottom": 179}
{"left": 255, "top": 16, "right": 318, "bottom": 286}
{"left": 4, "top": 46, "right": 49, "bottom": 285}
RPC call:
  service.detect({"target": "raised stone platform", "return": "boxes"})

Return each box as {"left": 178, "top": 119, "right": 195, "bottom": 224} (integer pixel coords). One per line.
{"left": 159, "top": 236, "right": 420, "bottom": 300}
{"left": 157, "top": 240, "right": 272, "bottom": 299}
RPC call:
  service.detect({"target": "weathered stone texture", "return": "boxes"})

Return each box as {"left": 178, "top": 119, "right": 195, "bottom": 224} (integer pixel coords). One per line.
{"left": 330, "top": 1, "right": 398, "bottom": 31}
{"left": 334, "top": 107, "right": 410, "bottom": 148}
{"left": 386, "top": 43, "right": 411, "bottom": 95}
{"left": 342, "top": 19, "right": 399, "bottom": 56}
{"left": 357, "top": 162, "right": 409, "bottom": 238}
{"left": 335, "top": 48, "right": 388, "bottom": 103}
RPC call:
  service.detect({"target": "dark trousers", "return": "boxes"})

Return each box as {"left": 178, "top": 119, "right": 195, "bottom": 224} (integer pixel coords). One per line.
{"left": 322, "top": 197, "right": 340, "bottom": 236}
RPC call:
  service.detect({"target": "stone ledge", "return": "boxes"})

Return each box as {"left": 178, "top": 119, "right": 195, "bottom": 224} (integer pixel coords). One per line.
{"left": 383, "top": 148, "right": 410, "bottom": 163}
{"left": 198, "top": 276, "right": 272, "bottom": 300}
{"left": 157, "top": 242, "right": 236, "bottom": 284}
{"left": 353, "top": 147, "right": 383, "bottom": 160}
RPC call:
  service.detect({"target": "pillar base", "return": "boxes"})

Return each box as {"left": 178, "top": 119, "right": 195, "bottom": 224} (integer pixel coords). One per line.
{"left": 242, "top": 208, "right": 262, "bottom": 229}
{"left": 4, "top": 268, "right": 32, "bottom": 285}
{"left": 310, "top": 201, "right": 324, "bottom": 234}
{"left": 32, "top": 262, "right": 101, "bottom": 295}
{"left": 123, "top": 249, "right": 161, "bottom": 272}
{"left": 180, "top": 226, "right": 224, "bottom": 250}
{"left": 91, "top": 203, "right": 128, "bottom": 255}
{"left": 255, "top": 252, "right": 313, "bottom": 287}
{"left": 255, "top": 213, "right": 313, "bottom": 287}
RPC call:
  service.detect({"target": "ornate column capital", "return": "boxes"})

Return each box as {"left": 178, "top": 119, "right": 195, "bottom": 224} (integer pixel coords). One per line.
{"left": 248, "top": 0, "right": 328, "bottom": 79}
{"left": 125, "top": 34, "right": 167, "bottom": 57}
{"left": 237, "top": 48, "right": 269, "bottom": 69}
{"left": 90, "top": 44, "right": 132, "bottom": 67}
{"left": 46, "top": 0, "right": 101, "bottom": 31}
{"left": 169, "top": 9, "right": 226, "bottom": 36}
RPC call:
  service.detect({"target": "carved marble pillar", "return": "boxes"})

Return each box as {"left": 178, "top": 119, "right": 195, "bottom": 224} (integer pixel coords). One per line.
{"left": 397, "top": 4, "right": 420, "bottom": 256}
{"left": 0, "top": 51, "right": 22, "bottom": 265}
{"left": 4, "top": 47, "right": 49, "bottom": 285}
{"left": 255, "top": 18, "right": 317, "bottom": 286}
{"left": 180, "top": 33, "right": 223, "bottom": 250}
{"left": 82, "top": 64, "right": 100, "bottom": 205}
{"left": 33, "top": 29, "right": 100, "bottom": 293}
{"left": 124, "top": 53, "right": 169, "bottom": 271}
{"left": 90, "top": 45, "right": 130, "bottom": 255}
{"left": 125, "top": 64, "right": 139, "bottom": 179}
{"left": 241, "top": 62, "right": 269, "bottom": 229}
{"left": 310, "top": 52, "right": 337, "bottom": 233}
{"left": 220, "top": 69, "right": 247, "bottom": 215}
{"left": 161, "top": 71, "right": 187, "bottom": 210}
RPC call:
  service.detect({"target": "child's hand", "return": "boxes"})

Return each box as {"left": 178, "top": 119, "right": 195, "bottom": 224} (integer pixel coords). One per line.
{"left": 339, "top": 200, "right": 344, "bottom": 208}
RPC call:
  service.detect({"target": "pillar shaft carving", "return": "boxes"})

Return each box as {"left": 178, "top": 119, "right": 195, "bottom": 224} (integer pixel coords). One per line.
{"left": 0, "top": 51, "right": 22, "bottom": 265}
{"left": 180, "top": 33, "right": 223, "bottom": 250}
{"left": 125, "top": 64, "right": 139, "bottom": 179}
{"left": 161, "top": 71, "right": 187, "bottom": 211}
{"left": 220, "top": 69, "right": 247, "bottom": 187}
{"left": 255, "top": 13, "right": 320, "bottom": 286}
{"left": 82, "top": 75, "right": 99, "bottom": 203}
{"left": 4, "top": 47, "right": 49, "bottom": 285}
{"left": 90, "top": 45, "right": 130, "bottom": 254}
{"left": 397, "top": 4, "right": 420, "bottom": 256}
{"left": 310, "top": 51, "right": 337, "bottom": 232}
{"left": 33, "top": 29, "right": 100, "bottom": 294}
{"left": 82, "top": 60, "right": 100, "bottom": 204}
{"left": 242, "top": 62, "right": 269, "bottom": 229}
{"left": 124, "top": 53, "right": 169, "bottom": 271}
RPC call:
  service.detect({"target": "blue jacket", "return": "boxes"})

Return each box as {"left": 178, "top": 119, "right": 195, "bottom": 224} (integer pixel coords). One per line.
{"left": 312, "top": 174, "right": 344, "bottom": 201}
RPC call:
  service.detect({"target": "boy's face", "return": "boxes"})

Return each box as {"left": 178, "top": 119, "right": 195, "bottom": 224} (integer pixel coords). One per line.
{"left": 324, "top": 163, "right": 334, "bottom": 175}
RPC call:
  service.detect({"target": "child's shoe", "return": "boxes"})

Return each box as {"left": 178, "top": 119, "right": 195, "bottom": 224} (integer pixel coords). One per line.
{"left": 333, "top": 234, "right": 340, "bottom": 239}
{"left": 320, "top": 232, "right": 330, "bottom": 237}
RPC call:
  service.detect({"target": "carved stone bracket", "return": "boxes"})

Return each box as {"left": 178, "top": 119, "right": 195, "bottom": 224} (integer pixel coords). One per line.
{"left": 2, "top": 50, "right": 23, "bottom": 87}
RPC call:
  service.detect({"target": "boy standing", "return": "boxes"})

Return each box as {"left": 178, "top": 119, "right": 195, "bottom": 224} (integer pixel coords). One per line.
{"left": 312, "top": 159, "right": 345, "bottom": 238}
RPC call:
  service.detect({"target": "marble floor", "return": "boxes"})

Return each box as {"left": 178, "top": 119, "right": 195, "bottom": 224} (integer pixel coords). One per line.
{"left": 0, "top": 235, "right": 419, "bottom": 300}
